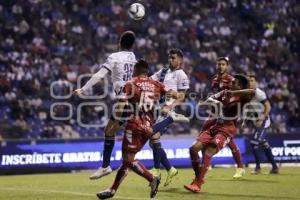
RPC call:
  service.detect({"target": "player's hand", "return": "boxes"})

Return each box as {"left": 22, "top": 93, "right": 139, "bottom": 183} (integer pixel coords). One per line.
{"left": 161, "top": 105, "right": 172, "bottom": 115}
{"left": 255, "top": 119, "right": 264, "bottom": 128}
{"left": 73, "top": 88, "right": 84, "bottom": 96}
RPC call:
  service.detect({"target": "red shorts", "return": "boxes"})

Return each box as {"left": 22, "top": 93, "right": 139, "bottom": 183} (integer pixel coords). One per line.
{"left": 197, "top": 121, "right": 236, "bottom": 151}
{"left": 201, "top": 118, "right": 217, "bottom": 131}
{"left": 122, "top": 129, "right": 150, "bottom": 153}
{"left": 122, "top": 118, "right": 153, "bottom": 154}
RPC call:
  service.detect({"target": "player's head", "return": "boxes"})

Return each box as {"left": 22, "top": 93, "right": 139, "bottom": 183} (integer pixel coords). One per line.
{"left": 119, "top": 31, "right": 135, "bottom": 50}
{"left": 248, "top": 73, "right": 257, "bottom": 89}
{"left": 168, "top": 48, "right": 183, "bottom": 70}
{"left": 133, "top": 59, "right": 148, "bottom": 77}
{"left": 232, "top": 74, "right": 249, "bottom": 90}
{"left": 216, "top": 57, "right": 229, "bottom": 75}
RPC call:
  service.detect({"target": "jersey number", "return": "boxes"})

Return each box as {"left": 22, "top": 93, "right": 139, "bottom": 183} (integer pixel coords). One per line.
{"left": 123, "top": 63, "right": 133, "bottom": 81}
{"left": 138, "top": 91, "right": 155, "bottom": 112}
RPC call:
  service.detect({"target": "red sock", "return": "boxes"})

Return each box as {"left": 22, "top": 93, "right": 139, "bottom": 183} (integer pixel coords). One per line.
{"left": 190, "top": 148, "right": 201, "bottom": 180}
{"left": 129, "top": 161, "right": 154, "bottom": 182}
{"left": 111, "top": 162, "right": 129, "bottom": 191}
{"left": 228, "top": 141, "right": 243, "bottom": 168}
{"left": 198, "top": 154, "right": 212, "bottom": 183}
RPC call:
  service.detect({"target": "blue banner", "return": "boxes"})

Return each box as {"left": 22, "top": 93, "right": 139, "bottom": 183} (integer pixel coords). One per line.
{"left": 1, "top": 134, "right": 299, "bottom": 174}
{"left": 0, "top": 137, "right": 245, "bottom": 174}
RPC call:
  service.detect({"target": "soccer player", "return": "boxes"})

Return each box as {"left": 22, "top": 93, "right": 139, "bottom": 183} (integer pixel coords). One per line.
{"left": 202, "top": 57, "right": 245, "bottom": 178}
{"left": 74, "top": 31, "right": 137, "bottom": 179}
{"left": 150, "top": 48, "right": 190, "bottom": 186}
{"left": 96, "top": 60, "right": 180, "bottom": 199}
{"left": 246, "top": 74, "right": 279, "bottom": 174}
{"left": 184, "top": 74, "right": 255, "bottom": 193}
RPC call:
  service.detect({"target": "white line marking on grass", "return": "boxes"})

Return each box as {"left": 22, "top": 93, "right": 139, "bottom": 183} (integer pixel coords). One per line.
{"left": 0, "top": 187, "right": 149, "bottom": 200}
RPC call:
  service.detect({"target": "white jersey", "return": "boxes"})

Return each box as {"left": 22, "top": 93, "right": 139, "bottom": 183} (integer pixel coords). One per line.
{"left": 151, "top": 68, "right": 189, "bottom": 105}
{"left": 103, "top": 51, "right": 137, "bottom": 94}
{"left": 248, "top": 88, "right": 271, "bottom": 128}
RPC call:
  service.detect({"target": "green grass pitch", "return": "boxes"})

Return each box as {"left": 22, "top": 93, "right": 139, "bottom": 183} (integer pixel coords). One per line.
{"left": 0, "top": 167, "right": 299, "bottom": 200}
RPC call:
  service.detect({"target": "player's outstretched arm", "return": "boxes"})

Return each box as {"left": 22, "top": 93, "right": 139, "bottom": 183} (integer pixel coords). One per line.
{"left": 225, "top": 89, "right": 255, "bottom": 99}
{"left": 73, "top": 67, "right": 110, "bottom": 95}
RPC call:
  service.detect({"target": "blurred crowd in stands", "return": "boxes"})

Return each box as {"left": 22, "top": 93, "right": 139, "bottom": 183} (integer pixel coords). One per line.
{"left": 0, "top": 0, "right": 299, "bottom": 140}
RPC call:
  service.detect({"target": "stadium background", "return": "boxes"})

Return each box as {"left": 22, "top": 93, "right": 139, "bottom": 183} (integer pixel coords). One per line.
{"left": 0, "top": 0, "right": 299, "bottom": 174}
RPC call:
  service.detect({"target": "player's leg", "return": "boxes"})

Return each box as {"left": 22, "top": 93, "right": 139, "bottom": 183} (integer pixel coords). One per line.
{"left": 152, "top": 112, "right": 189, "bottom": 135}
{"left": 228, "top": 139, "right": 245, "bottom": 178}
{"left": 90, "top": 118, "right": 120, "bottom": 180}
{"left": 185, "top": 133, "right": 229, "bottom": 193}
{"left": 184, "top": 131, "right": 210, "bottom": 193}
{"left": 261, "top": 139, "right": 279, "bottom": 174}
{"left": 250, "top": 129, "right": 262, "bottom": 174}
{"left": 96, "top": 150, "right": 131, "bottom": 199}
{"left": 124, "top": 130, "right": 160, "bottom": 198}
{"left": 150, "top": 132, "right": 178, "bottom": 186}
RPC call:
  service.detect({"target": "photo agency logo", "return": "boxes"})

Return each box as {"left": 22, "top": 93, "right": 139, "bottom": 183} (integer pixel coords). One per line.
{"left": 49, "top": 76, "right": 265, "bottom": 127}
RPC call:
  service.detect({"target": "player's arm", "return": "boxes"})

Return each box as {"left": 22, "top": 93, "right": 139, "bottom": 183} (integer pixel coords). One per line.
{"left": 74, "top": 67, "right": 110, "bottom": 95}
{"left": 74, "top": 56, "right": 114, "bottom": 95}
{"left": 225, "top": 89, "right": 255, "bottom": 99}
{"left": 262, "top": 100, "right": 271, "bottom": 119}
{"left": 163, "top": 89, "right": 186, "bottom": 113}
{"left": 164, "top": 71, "right": 189, "bottom": 111}
{"left": 256, "top": 99, "right": 271, "bottom": 127}
{"left": 198, "top": 90, "right": 224, "bottom": 107}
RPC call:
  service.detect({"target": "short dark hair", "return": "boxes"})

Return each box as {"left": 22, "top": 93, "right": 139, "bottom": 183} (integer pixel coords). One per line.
{"left": 247, "top": 72, "right": 256, "bottom": 80}
{"left": 120, "top": 31, "right": 135, "bottom": 49}
{"left": 134, "top": 59, "right": 148, "bottom": 75}
{"left": 217, "top": 57, "right": 229, "bottom": 65}
{"left": 168, "top": 48, "right": 183, "bottom": 58}
{"left": 234, "top": 74, "right": 249, "bottom": 89}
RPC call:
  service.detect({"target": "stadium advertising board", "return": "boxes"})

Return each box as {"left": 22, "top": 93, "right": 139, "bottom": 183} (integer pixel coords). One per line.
{"left": 0, "top": 134, "right": 298, "bottom": 174}
{"left": 0, "top": 138, "right": 245, "bottom": 174}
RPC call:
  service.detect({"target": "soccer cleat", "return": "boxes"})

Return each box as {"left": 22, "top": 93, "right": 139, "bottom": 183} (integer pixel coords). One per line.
{"left": 150, "top": 176, "right": 161, "bottom": 198}
{"left": 269, "top": 167, "right": 279, "bottom": 174}
{"left": 150, "top": 168, "right": 161, "bottom": 177}
{"left": 96, "top": 188, "right": 115, "bottom": 199}
{"left": 184, "top": 179, "right": 202, "bottom": 193}
{"left": 233, "top": 168, "right": 245, "bottom": 179}
{"left": 251, "top": 168, "right": 261, "bottom": 175}
{"left": 164, "top": 167, "right": 178, "bottom": 186}
{"left": 170, "top": 112, "right": 190, "bottom": 123}
{"left": 90, "top": 166, "right": 113, "bottom": 180}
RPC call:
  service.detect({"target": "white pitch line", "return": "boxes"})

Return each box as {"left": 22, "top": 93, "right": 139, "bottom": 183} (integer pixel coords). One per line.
{"left": 0, "top": 187, "right": 150, "bottom": 200}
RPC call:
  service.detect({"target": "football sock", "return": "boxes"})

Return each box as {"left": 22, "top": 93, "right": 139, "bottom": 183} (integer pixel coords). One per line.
{"left": 190, "top": 148, "right": 201, "bottom": 180}
{"left": 153, "top": 116, "right": 173, "bottom": 133}
{"left": 160, "top": 148, "right": 172, "bottom": 171}
{"left": 129, "top": 161, "right": 153, "bottom": 182}
{"left": 199, "top": 154, "right": 212, "bottom": 182}
{"left": 111, "top": 162, "right": 129, "bottom": 191}
{"left": 152, "top": 142, "right": 162, "bottom": 169}
{"left": 228, "top": 141, "right": 244, "bottom": 168}
{"left": 251, "top": 144, "right": 261, "bottom": 169}
{"left": 263, "top": 142, "right": 277, "bottom": 169}
{"left": 102, "top": 136, "right": 115, "bottom": 168}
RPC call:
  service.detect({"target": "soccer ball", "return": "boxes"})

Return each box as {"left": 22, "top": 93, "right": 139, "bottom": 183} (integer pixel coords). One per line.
{"left": 128, "top": 3, "right": 145, "bottom": 20}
